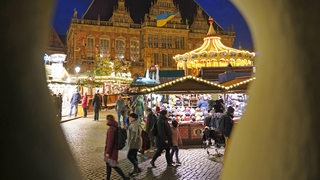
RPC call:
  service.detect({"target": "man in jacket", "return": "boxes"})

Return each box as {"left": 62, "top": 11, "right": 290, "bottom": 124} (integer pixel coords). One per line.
{"left": 69, "top": 90, "right": 81, "bottom": 117}
{"left": 92, "top": 90, "right": 102, "bottom": 121}
{"left": 220, "top": 106, "right": 235, "bottom": 159}
{"left": 115, "top": 96, "right": 125, "bottom": 127}
{"left": 146, "top": 108, "right": 157, "bottom": 148}
{"left": 150, "top": 110, "right": 173, "bottom": 168}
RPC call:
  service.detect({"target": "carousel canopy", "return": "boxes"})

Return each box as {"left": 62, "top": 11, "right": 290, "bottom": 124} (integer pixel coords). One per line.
{"left": 174, "top": 17, "right": 255, "bottom": 69}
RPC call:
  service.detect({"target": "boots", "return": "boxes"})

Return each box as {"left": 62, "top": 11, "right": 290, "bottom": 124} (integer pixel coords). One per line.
{"left": 129, "top": 165, "right": 141, "bottom": 176}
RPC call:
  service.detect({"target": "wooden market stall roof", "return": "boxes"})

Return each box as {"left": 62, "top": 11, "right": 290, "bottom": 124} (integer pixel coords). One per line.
{"left": 220, "top": 76, "right": 256, "bottom": 92}
{"left": 140, "top": 76, "right": 224, "bottom": 94}
{"left": 139, "top": 75, "right": 256, "bottom": 94}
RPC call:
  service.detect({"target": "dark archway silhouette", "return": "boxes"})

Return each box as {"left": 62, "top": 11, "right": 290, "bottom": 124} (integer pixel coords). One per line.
{"left": 1, "top": 0, "right": 320, "bottom": 179}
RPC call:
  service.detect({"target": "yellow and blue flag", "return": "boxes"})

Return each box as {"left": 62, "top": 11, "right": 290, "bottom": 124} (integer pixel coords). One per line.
{"left": 156, "top": 12, "right": 176, "bottom": 27}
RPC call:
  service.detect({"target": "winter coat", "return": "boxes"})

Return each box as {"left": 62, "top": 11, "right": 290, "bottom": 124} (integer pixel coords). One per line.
{"left": 128, "top": 120, "right": 142, "bottom": 149}
{"left": 197, "top": 98, "right": 209, "bottom": 111}
{"left": 120, "top": 105, "right": 130, "bottom": 117}
{"left": 81, "top": 95, "right": 88, "bottom": 108}
{"left": 156, "top": 115, "right": 172, "bottom": 148}
{"left": 115, "top": 99, "right": 125, "bottom": 113}
{"left": 220, "top": 113, "right": 234, "bottom": 138}
{"left": 104, "top": 120, "right": 119, "bottom": 162}
{"left": 70, "top": 92, "right": 81, "bottom": 105}
{"left": 171, "top": 127, "right": 182, "bottom": 146}
{"left": 146, "top": 112, "right": 157, "bottom": 133}
{"left": 134, "top": 98, "right": 144, "bottom": 116}
{"left": 92, "top": 93, "right": 102, "bottom": 109}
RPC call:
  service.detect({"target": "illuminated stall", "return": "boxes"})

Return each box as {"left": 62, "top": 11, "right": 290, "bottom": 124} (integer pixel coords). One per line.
{"left": 140, "top": 75, "right": 255, "bottom": 145}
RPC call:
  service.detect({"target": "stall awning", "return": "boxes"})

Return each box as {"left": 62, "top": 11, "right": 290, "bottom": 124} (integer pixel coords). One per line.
{"left": 220, "top": 76, "right": 256, "bottom": 92}
{"left": 141, "top": 76, "right": 224, "bottom": 94}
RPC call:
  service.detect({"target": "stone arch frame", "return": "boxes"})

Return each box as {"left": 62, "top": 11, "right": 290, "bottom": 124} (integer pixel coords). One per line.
{"left": 2, "top": 0, "right": 320, "bottom": 179}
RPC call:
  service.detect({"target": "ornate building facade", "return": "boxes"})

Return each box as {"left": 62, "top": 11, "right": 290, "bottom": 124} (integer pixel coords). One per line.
{"left": 66, "top": 0, "right": 235, "bottom": 76}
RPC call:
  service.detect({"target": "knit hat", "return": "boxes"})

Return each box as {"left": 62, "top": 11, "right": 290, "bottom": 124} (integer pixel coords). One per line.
{"left": 227, "top": 106, "right": 235, "bottom": 114}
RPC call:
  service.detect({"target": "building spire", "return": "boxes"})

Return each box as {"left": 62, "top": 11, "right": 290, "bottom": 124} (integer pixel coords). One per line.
{"left": 207, "top": 17, "right": 216, "bottom": 36}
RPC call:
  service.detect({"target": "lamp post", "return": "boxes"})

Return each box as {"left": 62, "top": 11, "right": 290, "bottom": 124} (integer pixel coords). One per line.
{"left": 75, "top": 66, "right": 80, "bottom": 90}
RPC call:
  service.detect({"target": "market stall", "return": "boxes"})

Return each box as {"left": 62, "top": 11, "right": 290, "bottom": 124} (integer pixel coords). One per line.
{"left": 140, "top": 75, "right": 255, "bottom": 145}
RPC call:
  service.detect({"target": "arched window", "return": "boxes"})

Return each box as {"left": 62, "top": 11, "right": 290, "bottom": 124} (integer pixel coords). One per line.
{"left": 130, "top": 39, "right": 140, "bottom": 61}
{"left": 115, "top": 38, "right": 125, "bottom": 60}
{"left": 99, "top": 38, "right": 110, "bottom": 58}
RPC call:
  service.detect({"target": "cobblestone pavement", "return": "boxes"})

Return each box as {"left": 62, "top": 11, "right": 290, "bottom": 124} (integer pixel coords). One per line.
{"left": 61, "top": 109, "right": 223, "bottom": 180}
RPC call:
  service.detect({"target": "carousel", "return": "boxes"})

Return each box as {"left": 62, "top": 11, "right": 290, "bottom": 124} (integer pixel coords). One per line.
{"left": 174, "top": 17, "right": 255, "bottom": 76}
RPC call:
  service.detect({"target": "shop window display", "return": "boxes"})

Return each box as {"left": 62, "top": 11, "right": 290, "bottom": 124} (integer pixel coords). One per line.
{"left": 145, "top": 93, "right": 248, "bottom": 123}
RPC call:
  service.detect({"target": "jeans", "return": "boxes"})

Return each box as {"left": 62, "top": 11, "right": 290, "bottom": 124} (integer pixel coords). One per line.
{"left": 117, "top": 111, "right": 122, "bottom": 127}
{"left": 123, "top": 115, "right": 128, "bottom": 128}
{"left": 69, "top": 104, "right": 78, "bottom": 117}
{"left": 127, "top": 149, "right": 139, "bottom": 170}
{"left": 170, "top": 146, "right": 180, "bottom": 162}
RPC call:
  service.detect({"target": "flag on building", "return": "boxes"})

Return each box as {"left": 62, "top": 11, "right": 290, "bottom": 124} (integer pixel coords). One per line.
{"left": 156, "top": 12, "right": 176, "bottom": 27}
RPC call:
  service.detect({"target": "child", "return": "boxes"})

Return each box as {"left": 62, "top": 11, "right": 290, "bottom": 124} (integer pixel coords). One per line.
{"left": 170, "top": 120, "right": 182, "bottom": 164}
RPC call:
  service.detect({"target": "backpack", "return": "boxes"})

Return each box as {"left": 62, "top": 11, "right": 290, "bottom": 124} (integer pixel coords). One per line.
{"left": 151, "top": 120, "right": 158, "bottom": 136}
{"left": 117, "top": 127, "right": 127, "bottom": 150}
{"left": 141, "top": 130, "right": 151, "bottom": 150}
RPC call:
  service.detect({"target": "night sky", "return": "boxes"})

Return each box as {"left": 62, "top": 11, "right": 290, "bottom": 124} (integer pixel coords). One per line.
{"left": 52, "top": 0, "right": 253, "bottom": 50}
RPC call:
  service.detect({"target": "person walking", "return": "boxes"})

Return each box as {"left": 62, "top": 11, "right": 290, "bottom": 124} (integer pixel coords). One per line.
{"left": 145, "top": 108, "right": 157, "bottom": 148}
{"left": 121, "top": 102, "right": 130, "bottom": 129}
{"left": 81, "top": 92, "right": 88, "bottom": 118}
{"left": 150, "top": 109, "right": 173, "bottom": 168}
{"left": 115, "top": 95, "right": 125, "bottom": 127}
{"left": 104, "top": 115, "right": 129, "bottom": 180}
{"left": 170, "top": 120, "right": 182, "bottom": 165}
{"left": 134, "top": 95, "right": 145, "bottom": 122}
{"left": 69, "top": 89, "right": 81, "bottom": 117}
{"left": 92, "top": 90, "right": 102, "bottom": 121}
{"left": 219, "top": 106, "right": 235, "bottom": 160}
{"left": 127, "top": 113, "right": 143, "bottom": 176}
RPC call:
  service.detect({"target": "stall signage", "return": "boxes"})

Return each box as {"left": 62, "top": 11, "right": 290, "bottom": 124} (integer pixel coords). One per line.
{"left": 44, "top": 53, "right": 66, "bottom": 63}
{"left": 193, "top": 128, "right": 203, "bottom": 137}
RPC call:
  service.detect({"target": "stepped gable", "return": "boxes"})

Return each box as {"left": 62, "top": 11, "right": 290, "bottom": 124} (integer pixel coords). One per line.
{"left": 190, "top": 6, "right": 226, "bottom": 34}
{"left": 82, "top": 0, "right": 114, "bottom": 21}
{"left": 109, "top": 0, "right": 134, "bottom": 26}
{"left": 146, "top": 0, "right": 182, "bottom": 24}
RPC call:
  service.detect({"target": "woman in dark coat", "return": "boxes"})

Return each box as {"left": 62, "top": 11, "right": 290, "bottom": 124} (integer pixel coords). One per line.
{"left": 150, "top": 110, "right": 173, "bottom": 167}
{"left": 104, "top": 115, "right": 129, "bottom": 180}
